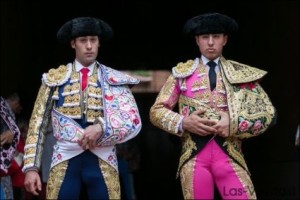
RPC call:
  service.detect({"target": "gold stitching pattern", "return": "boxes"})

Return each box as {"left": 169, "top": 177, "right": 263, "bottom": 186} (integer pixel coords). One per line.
{"left": 229, "top": 159, "right": 256, "bottom": 199}
{"left": 23, "top": 84, "right": 53, "bottom": 171}
{"left": 150, "top": 75, "right": 183, "bottom": 135}
{"left": 99, "top": 158, "right": 120, "bottom": 199}
{"left": 177, "top": 134, "right": 197, "bottom": 177}
{"left": 180, "top": 156, "right": 196, "bottom": 199}
{"left": 46, "top": 160, "right": 68, "bottom": 199}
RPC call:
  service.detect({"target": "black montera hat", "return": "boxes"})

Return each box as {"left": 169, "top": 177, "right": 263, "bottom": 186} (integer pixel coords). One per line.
{"left": 57, "top": 17, "right": 114, "bottom": 43}
{"left": 183, "top": 12, "right": 238, "bottom": 36}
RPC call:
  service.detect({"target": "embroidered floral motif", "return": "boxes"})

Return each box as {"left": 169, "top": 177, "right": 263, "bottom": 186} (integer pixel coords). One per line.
{"left": 52, "top": 109, "right": 84, "bottom": 142}
{"left": 238, "top": 118, "right": 253, "bottom": 132}
{"left": 52, "top": 144, "right": 62, "bottom": 165}
{"left": 240, "top": 82, "right": 257, "bottom": 90}
{"left": 233, "top": 82, "right": 258, "bottom": 93}
{"left": 99, "top": 83, "right": 141, "bottom": 146}
{"left": 182, "top": 105, "right": 190, "bottom": 116}
{"left": 238, "top": 116, "right": 267, "bottom": 135}
{"left": 102, "top": 66, "right": 139, "bottom": 85}
{"left": 252, "top": 120, "right": 262, "bottom": 135}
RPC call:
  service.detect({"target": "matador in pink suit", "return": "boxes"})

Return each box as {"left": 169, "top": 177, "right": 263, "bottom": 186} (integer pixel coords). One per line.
{"left": 150, "top": 12, "right": 277, "bottom": 199}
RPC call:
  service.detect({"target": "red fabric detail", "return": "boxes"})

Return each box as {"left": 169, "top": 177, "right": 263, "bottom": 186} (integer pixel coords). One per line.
{"left": 80, "top": 67, "right": 90, "bottom": 90}
{"left": 8, "top": 137, "right": 25, "bottom": 187}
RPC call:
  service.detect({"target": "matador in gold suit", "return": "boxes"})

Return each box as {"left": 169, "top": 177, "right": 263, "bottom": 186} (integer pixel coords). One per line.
{"left": 22, "top": 17, "right": 142, "bottom": 199}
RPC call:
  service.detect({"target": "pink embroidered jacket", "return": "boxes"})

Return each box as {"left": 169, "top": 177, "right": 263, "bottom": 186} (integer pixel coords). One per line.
{"left": 150, "top": 57, "right": 276, "bottom": 174}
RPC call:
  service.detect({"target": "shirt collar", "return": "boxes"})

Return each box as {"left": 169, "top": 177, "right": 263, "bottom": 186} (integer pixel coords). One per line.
{"left": 201, "top": 55, "right": 220, "bottom": 66}
{"left": 75, "top": 60, "right": 96, "bottom": 75}
{"left": 201, "top": 55, "right": 220, "bottom": 72}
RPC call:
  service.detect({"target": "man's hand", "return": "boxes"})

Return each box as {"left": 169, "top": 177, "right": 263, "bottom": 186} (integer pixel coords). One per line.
{"left": 212, "top": 111, "right": 230, "bottom": 138}
{"left": 24, "top": 171, "right": 42, "bottom": 196}
{"left": 0, "top": 130, "right": 14, "bottom": 145}
{"left": 79, "top": 124, "right": 102, "bottom": 150}
{"left": 182, "top": 109, "right": 217, "bottom": 136}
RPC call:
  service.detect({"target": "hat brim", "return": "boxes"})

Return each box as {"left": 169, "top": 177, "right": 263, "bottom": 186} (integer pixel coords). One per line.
{"left": 57, "top": 17, "right": 114, "bottom": 43}
{"left": 183, "top": 13, "right": 238, "bottom": 36}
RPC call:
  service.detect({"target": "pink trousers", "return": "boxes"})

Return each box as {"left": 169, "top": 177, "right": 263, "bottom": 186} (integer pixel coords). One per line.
{"left": 180, "top": 139, "right": 256, "bottom": 199}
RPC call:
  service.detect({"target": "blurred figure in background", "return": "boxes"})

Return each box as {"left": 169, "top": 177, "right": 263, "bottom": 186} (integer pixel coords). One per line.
{"left": 0, "top": 93, "right": 21, "bottom": 199}
{"left": 117, "top": 140, "right": 140, "bottom": 200}
{"left": 8, "top": 118, "right": 28, "bottom": 200}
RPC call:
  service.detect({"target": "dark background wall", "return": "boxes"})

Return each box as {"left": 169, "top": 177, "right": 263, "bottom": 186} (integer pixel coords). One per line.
{"left": 1, "top": 1, "right": 299, "bottom": 199}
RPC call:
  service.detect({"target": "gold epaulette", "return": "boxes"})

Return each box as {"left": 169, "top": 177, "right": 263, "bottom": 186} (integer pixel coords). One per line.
{"left": 42, "top": 65, "right": 72, "bottom": 87}
{"left": 172, "top": 59, "right": 198, "bottom": 78}
{"left": 221, "top": 58, "right": 267, "bottom": 84}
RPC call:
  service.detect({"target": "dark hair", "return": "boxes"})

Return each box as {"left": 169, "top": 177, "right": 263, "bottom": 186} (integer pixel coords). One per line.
{"left": 5, "top": 93, "right": 20, "bottom": 101}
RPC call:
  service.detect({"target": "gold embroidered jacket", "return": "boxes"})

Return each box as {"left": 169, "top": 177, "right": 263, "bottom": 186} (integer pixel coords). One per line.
{"left": 150, "top": 57, "right": 276, "bottom": 174}
{"left": 23, "top": 62, "right": 142, "bottom": 172}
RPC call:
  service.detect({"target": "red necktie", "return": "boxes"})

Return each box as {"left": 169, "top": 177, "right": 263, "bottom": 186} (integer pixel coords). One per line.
{"left": 80, "top": 67, "right": 89, "bottom": 90}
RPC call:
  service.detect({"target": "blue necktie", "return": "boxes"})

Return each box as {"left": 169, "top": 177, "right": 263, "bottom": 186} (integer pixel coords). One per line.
{"left": 207, "top": 61, "right": 217, "bottom": 91}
